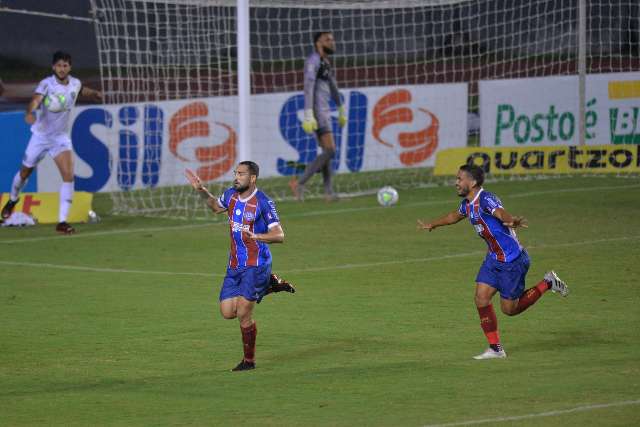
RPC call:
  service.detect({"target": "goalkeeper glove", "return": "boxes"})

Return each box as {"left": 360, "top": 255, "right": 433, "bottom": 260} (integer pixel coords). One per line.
{"left": 338, "top": 105, "right": 347, "bottom": 128}
{"left": 302, "top": 109, "right": 318, "bottom": 134}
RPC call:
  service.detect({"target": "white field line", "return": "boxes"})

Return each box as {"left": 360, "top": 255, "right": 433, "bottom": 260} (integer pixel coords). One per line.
{"left": 423, "top": 399, "right": 640, "bottom": 427}
{"left": 1, "top": 182, "right": 638, "bottom": 245}
{"left": 1, "top": 235, "right": 638, "bottom": 278}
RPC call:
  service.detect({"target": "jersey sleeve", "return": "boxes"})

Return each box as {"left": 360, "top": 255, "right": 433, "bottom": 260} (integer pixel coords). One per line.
{"left": 217, "top": 187, "right": 235, "bottom": 209}
{"left": 458, "top": 200, "right": 468, "bottom": 217}
{"left": 34, "top": 78, "right": 49, "bottom": 96}
{"left": 259, "top": 195, "right": 281, "bottom": 229}
{"left": 480, "top": 192, "right": 503, "bottom": 214}
{"left": 303, "top": 53, "right": 320, "bottom": 111}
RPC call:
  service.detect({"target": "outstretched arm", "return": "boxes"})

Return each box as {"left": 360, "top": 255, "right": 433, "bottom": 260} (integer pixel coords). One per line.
{"left": 492, "top": 208, "right": 528, "bottom": 229}
{"left": 80, "top": 86, "right": 103, "bottom": 103}
{"left": 243, "top": 224, "right": 285, "bottom": 244}
{"left": 25, "top": 94, "right": 44, "bottom": 125}
{"left": 417, "top": 210, "right": 465, "bottom": 232}
{"left": 185, "top": 169, "right": 227, "bottom": 214}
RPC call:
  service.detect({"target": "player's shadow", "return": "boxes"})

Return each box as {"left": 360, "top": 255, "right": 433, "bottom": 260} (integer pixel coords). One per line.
{"left": 508, "top": 328, "right": 616, "bottom": 353}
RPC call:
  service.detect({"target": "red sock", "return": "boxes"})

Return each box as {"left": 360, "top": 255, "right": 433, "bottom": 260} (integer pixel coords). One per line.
{"left": 240, "top": 322, "right": 257, "bottom": 363}
{"left": 513, "top": 280, "right": 550, "bottom": 315}
{"left": 477, "top": 304, "right": 500, "bottom": 346}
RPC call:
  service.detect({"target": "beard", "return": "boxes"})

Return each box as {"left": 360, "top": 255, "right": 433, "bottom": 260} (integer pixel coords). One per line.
{"left": 323, "top": 46, "right": 335, "bottom": 55}
{"left": 54, "top": 71, "right": 68, "bottom": 81}
{"left": 233, "top": 182, "right": 249, "bottom": 193}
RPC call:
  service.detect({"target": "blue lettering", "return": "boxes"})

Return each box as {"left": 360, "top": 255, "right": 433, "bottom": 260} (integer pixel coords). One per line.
{"left": 71, "top": 108, "right": 112, "bottom": 192}
{"left": 142, "top": 105, "right": 163, "bottom": 188}
{"left": 345, "top": 91, "right": 367, "bottom": 172}
{"left": 118, "top": 107, "right": 139, "bottom": 190}
{"left": 277, "top": 94, "right": 317, "bottom": 176}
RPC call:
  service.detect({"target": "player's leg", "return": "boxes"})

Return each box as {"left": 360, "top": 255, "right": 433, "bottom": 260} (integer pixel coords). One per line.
{"left": 231, "top": 266, "right": 270, "bottom": 371}
{"left": 2, "top": 133, "right": 45, "bottom": 219}
{"left": 473, "top": 256, "right": 507, "bottom": 359}
{"left": 52, "top": 146, "right": 75, "bottom": 234}
{"left": 257, "top": 272, "right": 296, "bottom": 304}
{"left": 474, "top": 282, "right": 506, "bottom": 359}
{"left": 232, "top": 297, "right": 257, "bottom": 371}
{"left": 499, "top": 251, "right": 568, "bottom": 316}
{"left": 293, "top": 126, "right": 336, "bottom": 200}
{"left": 219, "top": 268, "right": 242, "bottom": 319}
{"left": 219, "top": 297, "right": 239, "bottom": 319}
{"left": 318, "top": 133, "right": 337, "bottom": 200}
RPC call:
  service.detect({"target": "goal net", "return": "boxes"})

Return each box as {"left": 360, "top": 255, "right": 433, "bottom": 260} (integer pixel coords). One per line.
{"left": 89, "top": 0, "right": 640, "bottom": 217}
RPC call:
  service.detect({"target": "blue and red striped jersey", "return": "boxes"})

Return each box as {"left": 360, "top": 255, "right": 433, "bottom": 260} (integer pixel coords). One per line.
{"left": 458, "top": 189, "right": 523, "bottom": 263}
{"left": 218, "top": 188, "right": 280, "bottom": 268}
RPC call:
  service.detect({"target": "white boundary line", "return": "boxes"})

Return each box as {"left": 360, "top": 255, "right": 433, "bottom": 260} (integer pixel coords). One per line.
{"left": 423, "top": 399, "right": 640, "bottom": 426}
{"left": 1, "top": 182, "right": 638, "bottom": 245}
{"left": 1, "top": 235, "right": 637, "bottom": 278}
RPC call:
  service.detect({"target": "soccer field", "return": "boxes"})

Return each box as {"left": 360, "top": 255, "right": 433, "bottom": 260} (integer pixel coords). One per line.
{"left": 1, "top": 176, "right": 640, "bottom": 426}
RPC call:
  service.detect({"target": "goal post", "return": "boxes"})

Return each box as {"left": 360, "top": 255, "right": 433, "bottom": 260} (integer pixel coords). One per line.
{"left": 87, "top": 0, "right": 640, "bottom": 217}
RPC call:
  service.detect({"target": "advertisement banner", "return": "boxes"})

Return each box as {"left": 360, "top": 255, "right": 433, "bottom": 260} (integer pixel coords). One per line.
{"left": 0, "top": 192, "right": 93, "bottom": 223}
{"left": 25, "top": 83, "right": 467, "bottom": 192}
{"left": 434, "top": 145, "right": 640, "bottom": 176}
{"left": 480, "top": 72, "right": 640, "bottom": 147}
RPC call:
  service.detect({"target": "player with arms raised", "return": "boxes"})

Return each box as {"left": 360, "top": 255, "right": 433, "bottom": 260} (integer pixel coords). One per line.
{"left": 289, "top": 31, "right": 346, "bottom": 201}
{"left": 418, "top": 164, "right": 569, "bottom": 359}
{"left": 186, "top": 161, "right": 295, "bottom": 371}
{"left": 1, "top": 51, "right": 102, "bottom": 233}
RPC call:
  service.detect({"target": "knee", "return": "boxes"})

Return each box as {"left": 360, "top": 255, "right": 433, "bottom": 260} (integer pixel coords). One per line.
{"left": 501, "top": 305, "right": 519, "bottom": 316}
{"left": 474, "top": 295, "right": 490, "bottom": 307}
{"left": 220, "top": 306, "right": 236, "bottom": 320}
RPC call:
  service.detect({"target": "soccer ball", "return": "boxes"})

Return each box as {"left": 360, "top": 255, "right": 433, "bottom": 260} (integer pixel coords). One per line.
{"left": 43, "top": 94, "right": 67, "bottom": 113}
{"left": 377, "top": 186, "right": 399, "bottom": 207}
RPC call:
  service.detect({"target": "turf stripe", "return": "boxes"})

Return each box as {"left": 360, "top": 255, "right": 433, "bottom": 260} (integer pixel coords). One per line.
{"left": 1, "top": 183, "right": 638, "bottom": 245}
{"left": 1, "top": 235, "right": 638, "bottom": 277}
{"left": 423, "top": 399, "right": 640, "bottom": 426}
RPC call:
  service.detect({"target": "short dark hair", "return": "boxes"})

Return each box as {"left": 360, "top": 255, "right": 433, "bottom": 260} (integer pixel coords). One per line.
{"left": 52, "top": 51, "right": 72, "bottom": 65}
{"left": 239, "top": 161, "right": 259, "bottom": 178}
{"left": 459, "top": 164, "right": 484, "bottom": 187}
{"left": 313, "top": 31, "right": 332, "bottom": 45}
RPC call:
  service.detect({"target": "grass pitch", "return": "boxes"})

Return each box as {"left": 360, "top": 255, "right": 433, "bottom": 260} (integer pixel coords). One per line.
{"left": 1, "top": 176, "right": 640, "bottom": 426}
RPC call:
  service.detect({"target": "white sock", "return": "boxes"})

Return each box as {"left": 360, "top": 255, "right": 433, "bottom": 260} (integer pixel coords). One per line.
{"left": 10, "top": 172, "right": 27, "bottom": 201}
{"left": 59, "top": 182, "right": 74, "bottom": 223}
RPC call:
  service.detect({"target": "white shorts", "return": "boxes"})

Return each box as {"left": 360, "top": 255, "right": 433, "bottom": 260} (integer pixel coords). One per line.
{"left": 22, "top": 133, "right": 72, "bottom": 168}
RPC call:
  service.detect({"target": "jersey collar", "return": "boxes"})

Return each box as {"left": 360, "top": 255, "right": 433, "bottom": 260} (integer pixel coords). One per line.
{"left": 237, "top": 188, "right": 258, "bottom": 203}
{"left": 469, "top": 188, "right": 484, "bottom": 205}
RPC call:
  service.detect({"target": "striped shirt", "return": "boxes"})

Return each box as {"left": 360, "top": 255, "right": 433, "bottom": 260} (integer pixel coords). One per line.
{"left": 218, "top": 188, "right": 280, "bottom": 268}
{"left": 458, "top": 189, "right": 523, "bottom": 263}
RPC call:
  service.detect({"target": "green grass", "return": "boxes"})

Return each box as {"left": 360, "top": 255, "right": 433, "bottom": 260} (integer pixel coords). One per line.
{"left": 1, "top": 176, "right": 640, "bottom": 426}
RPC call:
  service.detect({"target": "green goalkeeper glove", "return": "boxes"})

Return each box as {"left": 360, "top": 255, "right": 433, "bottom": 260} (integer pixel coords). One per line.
{"left": 302, "top": 109, "right": 318, "bottom": 134}
{"left": 338, "top": 105, "right": 347, "bottom": 128}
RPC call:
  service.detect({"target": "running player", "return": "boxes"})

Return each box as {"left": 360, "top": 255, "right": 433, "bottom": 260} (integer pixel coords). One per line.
{"left": 186, "top": 162, "right": 295, "bottom": 371}
{"left": 417, "top": 164, "right": 569, "bottom": 359}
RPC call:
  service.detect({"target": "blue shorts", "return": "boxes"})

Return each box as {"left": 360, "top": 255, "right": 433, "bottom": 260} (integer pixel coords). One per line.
{"left": 219, "top": 264, "right": 272, "bottom": 302}
{"left": 475, "top": 250, "right": 530, "bottom": 300}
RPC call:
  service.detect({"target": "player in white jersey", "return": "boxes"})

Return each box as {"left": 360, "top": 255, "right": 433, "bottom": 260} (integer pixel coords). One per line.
{"left": 1, "top": 51, "right": 102, "bottom": 234}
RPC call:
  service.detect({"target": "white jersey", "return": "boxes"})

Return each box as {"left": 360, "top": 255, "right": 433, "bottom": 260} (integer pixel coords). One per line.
{"left": 31, "top": 75, "right": 82, "bottom": 137}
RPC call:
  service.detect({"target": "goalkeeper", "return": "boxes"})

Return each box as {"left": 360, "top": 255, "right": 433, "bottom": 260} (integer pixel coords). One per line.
{"left": 290, "top": 31, "right": 346, "bottom": 201}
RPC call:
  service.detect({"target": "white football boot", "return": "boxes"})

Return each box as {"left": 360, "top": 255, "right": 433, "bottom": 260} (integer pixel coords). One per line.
{"left": 473, "top": 347, "right": 507, "bottom": 360}
{"left": 545, "top": 270, "right": 569, "bottom": 297}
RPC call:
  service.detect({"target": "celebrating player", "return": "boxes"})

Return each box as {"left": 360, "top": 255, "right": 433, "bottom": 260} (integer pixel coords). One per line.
{"left": 1, "top": 51, "right": 102, "bottom": 233}
{"left": 417, "top": 164, "right": 569, "bottom": 360}
{"left": 186, "top": 162, "right": 295, "bottom": 372}
{"left": 289, "top": 31, "right": 346, "bottom": 201}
